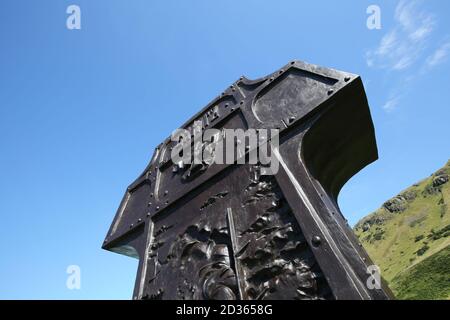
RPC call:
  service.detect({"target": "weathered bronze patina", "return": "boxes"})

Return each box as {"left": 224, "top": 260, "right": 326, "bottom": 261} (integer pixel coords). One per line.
{"left": 102, "top": 61, "right": 393, "bottom": 300}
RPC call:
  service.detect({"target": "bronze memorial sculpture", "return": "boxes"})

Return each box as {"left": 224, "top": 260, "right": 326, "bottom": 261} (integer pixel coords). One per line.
{"left": 102, "top": 60, "right": 393, "bottom": 300}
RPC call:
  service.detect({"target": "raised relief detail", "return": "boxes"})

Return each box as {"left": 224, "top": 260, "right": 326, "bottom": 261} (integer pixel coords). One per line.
{"left": 236, "top": 166, "right": 333, "bottom": 300}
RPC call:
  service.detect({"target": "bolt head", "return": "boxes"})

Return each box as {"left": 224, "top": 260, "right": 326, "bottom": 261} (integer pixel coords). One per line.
{"left": 311, "top": 235, "right": 322, "bottom": 247}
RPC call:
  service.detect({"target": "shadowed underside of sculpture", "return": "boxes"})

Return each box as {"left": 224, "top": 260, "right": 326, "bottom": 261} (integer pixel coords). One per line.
{"left": 102, "top": 60, "right": 393, "bottom": 300}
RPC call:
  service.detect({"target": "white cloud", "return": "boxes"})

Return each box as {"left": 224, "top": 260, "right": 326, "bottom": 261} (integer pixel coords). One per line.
{"left": 409, "top": 18, "right": 434, "bottom": 42}
{"left": 377, "top": 31, "right": 397, "bottom": 55}
{"left": 366, "top": 0, "right": 445, "bottom": 113}
{"left": 382, "top": 97, "right": 400, "bottom": 112}
{"left": 394, "top": 0, "right": 414, "bottom": 30}
{"left": 366, "top": 0, "right": 436, "bottom": 71}
{"left": 426, "top": 41, "right": 450, "bottom": 67}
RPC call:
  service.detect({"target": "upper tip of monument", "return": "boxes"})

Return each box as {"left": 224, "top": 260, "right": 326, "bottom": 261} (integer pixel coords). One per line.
{"left": 237, "top": 60, "right": 360, "bottom": 88}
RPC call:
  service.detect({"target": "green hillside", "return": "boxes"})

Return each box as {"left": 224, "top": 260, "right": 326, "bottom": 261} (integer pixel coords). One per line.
{"left": 354, "top": 159, "right": 450, "bottom": 300}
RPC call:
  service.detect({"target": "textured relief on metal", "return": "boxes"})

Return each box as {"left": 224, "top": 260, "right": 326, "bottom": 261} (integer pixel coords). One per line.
{"left": 235, "top": 166, "right": 332, "bottom": 300}
{"left": 155, "top": 110, "right": 248, "bottom": 200}
{"left": 141, "top": 164, "right": 332, "bottom": 300}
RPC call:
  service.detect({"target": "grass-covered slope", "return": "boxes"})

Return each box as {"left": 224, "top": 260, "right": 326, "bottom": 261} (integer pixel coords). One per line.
{"left": 354, "top": 160, "right": 450, "bottom": 299}
{"left": 390, "top": 246, "right": 450, "bottom": 300}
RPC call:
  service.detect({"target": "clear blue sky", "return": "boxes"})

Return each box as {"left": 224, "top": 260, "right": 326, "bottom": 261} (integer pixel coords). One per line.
{"left": 0, "top": 0, "right": 449, "bottom": 299}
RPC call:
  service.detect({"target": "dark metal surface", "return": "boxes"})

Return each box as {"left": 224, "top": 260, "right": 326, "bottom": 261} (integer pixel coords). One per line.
{"left": 102, "top": 60, "right": 393, "bottom": 300}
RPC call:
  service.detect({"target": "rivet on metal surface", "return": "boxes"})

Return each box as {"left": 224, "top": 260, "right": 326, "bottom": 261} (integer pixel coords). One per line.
{"left": 328, "top": 89, "right": 334, "bottom": 95}
{"left": 312, "top": 235, "right": 322, "bottom": 247}
{"left": 344, "top": 76, "right": 351, "bottom": 82}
